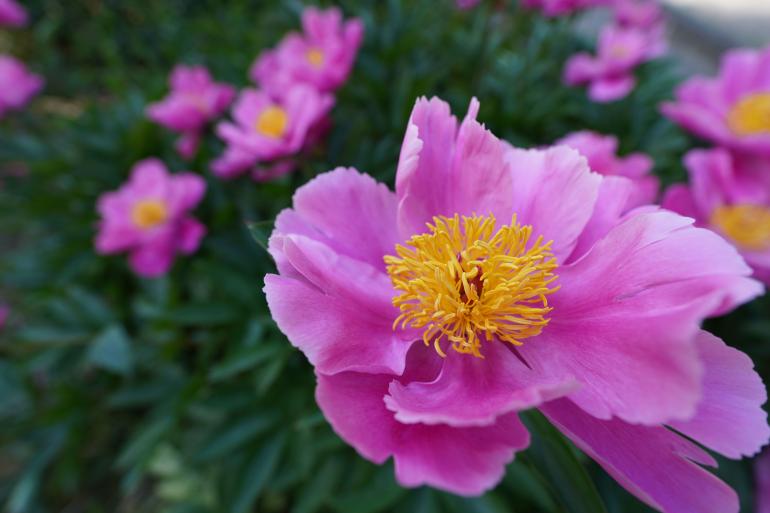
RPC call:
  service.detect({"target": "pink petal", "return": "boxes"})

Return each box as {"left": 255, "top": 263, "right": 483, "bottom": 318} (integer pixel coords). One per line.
{"left": 128, "top": 237, "right": 176, "bottom": 278}
{"left": 177, "top": 218, "right": 206, "bottom": 255}
{"left": 541, "top": 398, "right": 739, "bottom": 513}
{"left": 263, "top": 274, "right": 413, "bottom": 375}
{"left": 385, "top": 340, "right": 577, "bottom": 427}
{"left": 588, "top": 74, "right": 636, "bottom": 102}
{"left": 506, "top": 145, "right": 601, "bottom": 262}
{"left": 669, "top": 331, "right": 769, "bottom": 459}
{"left": 316, "top": 370, "right": 531, "bottom": 496}
{"left": 661, "top": 183, "right": 700, "bottom": 221}
{"left": 521, "top": 210, "right": 763, "bottom": 424}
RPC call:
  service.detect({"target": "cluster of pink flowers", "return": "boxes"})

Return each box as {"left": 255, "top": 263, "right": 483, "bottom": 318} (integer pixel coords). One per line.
{"left": 95, "top": 159, "right": 206, "bottom": 278}
{"left": 0, "top": 0, "right": 43, "bottom": 119}
{"left": 264, "top": 96, "right": 768, "bottom": 513}
{"left": 563, "top": 0, "right": 666, "bottom": 102}
{"left": 213, "top": 7, "right": 363, "bottom": 180}
{"left": 146, "top": 65, "right": 235, "bottom": 159}
{"left": 662, "top": 45, "right": 770, "bottom": 285}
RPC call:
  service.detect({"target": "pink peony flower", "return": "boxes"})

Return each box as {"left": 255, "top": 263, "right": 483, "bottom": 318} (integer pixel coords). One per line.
{"left": 0, "top": 0, "right": 26, "bottom": 27}
{"left": 662, "top": 148, "right": 770, "bottom": 285}
{"left": 95, "top": 159, "right": 206, "bottom": 278}
{"left": 614, "top": 0, "right": 664, "bottom": 29}
{"left": 556, "top": 130, "right": 658, "bottom": 207}
{"left": 250, "top": 6, "right": 364, "bottom": 96}
{"left": 662, "top": 46, "right": 770, "bottom": 156}
{"left": 0, "top": 55, "right": 43, "bottom": 118}
{"left": 212, "top": 85, "right": 333, "bottom": 179}
{"left": 521, "top": 0, "right": 613, "bottom": 17}
{"left": 564, "top": 24, "right": 660, "bottom": 102}
{"left": 758, "top": 449, "right": 770, "bottom": 513}
{"left": 147, "top": 65, "right": 235, "bottom": 160}
{"left": 264, "top": 96, "right": 768, "bottom": 509}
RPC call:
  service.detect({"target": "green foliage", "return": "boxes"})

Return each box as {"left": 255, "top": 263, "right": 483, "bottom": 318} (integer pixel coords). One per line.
{"left": 0, "top": 1, "right": 765, "bottom": 512}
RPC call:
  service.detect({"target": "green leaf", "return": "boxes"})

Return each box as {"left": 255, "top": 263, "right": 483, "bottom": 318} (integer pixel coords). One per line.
{"left": 228, "top": 433, "right": 286, "bottom": 513}
{"left": 330, "top": 464, "right": 408, "bottom": 513}
{"left": 194, "top": 414, "right": 277, "bottom": 462}
{"left": 87, "top": 325, "right": 134, "bottom": 375}
{"left": 291, "top": 459, "right": 343, "bottom": 513}
{"left": 521, "top": 411, "right": 608, "bottom": 513}
{"left": 167, "top": 302, "right": 241, "bottom": 326}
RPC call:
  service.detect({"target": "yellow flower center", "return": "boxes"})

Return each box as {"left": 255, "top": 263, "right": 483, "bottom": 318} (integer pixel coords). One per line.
{"left": 385, "top": 214, "right": 559, "bottom": 358}
{"left": 306, "top": 48, "right": 325, "bottom": 68}
{"left": 711, "top": 204, "right": 770, "bottom": 251}
{"left": 255, "top": 106, "right": 289, "bottom": 139}
{"left": 131, "top": 199, "right": 168, "bottom": 229}
{"left": 727, "top": 93, "right": 770, "bottom": 136}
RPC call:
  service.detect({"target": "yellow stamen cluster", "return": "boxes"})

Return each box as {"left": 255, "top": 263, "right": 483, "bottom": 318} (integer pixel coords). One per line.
{"left": 727, "top": 93, "right": 770, "bottom": 136}
{"left": 385, "top": 214, "right": 559, "bottom": 358}
{"left": 255, "top": 106, "right": 289, "bottom": 139}
{"left": 306, "top": 48, "right": 325, "bottom": 68}
{"left": 712, "top": 204, "right": 770, "bottom": 251}
{"left": 131, "top": 199, "right": 168, "bottom": 230}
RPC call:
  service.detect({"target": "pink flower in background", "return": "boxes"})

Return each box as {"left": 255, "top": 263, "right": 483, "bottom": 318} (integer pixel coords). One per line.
{"left": 264, "top": 96, "right": 768, "bottom": 509}
{"left": 0, "top": 304, "right": 8, "bottom": 329}
{"left": 250, "top": 6, "right": 364, "bottom": 96}
{"left": 564, "top": 24, "right": 660, "bottom": 102}
{"left": 212, "top": 85, "right": 333, "bottom": 179}
{"left": 662, "top": 46, "right": 770, "bottom": 156}
{"left": 147, "top": 65, "right": 235, "bottom": 159}
{"left": 456, "top": 0, "right": 482, "bottom": 9}
{"left": 0, "top": 0, "right": 26, "bottom": 27}
{"left": 556, "top": 130, "right": 658, "bottom": 207}
{"left": 521, "top": 0, "right": 612, "bottom": 17}
{"left": 663, "top": 148, "right": 770, "bottom": 285}
{"left": 95, "top": 159, "right": 206, "bottom": 278}
{"left": 614, "top": 0, "right": 664, "bottom": 29}
{"left": 0, "top": 55, "right": 43, "bottom": 118}
{"left": 757, "top": 449, "right": 770, "bottom": 513}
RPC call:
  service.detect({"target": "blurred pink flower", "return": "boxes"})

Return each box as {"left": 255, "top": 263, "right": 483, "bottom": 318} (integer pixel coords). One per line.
{"left": 556, "top": 130, "right": 658, "bottom": 207}
{"left": 663, "top": 147, "right": 770, "bottom": 285}
{"left": 758, "top": 449, "right": 770, "bottom": 513}
{"left": 0, "top": 304, "right": 8, "bottom": 329}
{"left": 614, "top": 0, "right": 664, "bottom": 29}
{"left": 212, "top": 85, "right": 333, "bottom": 179}
{"left": 0, "top": 55, "right": 43, "bottom": 118}
{"left": 662, "top": 46, "right": 770, "bottom": 156}
{"left": 564, "top": 24, "right": 660, "bottom": 102}
{"left": 250, "top": 6, "right": 364, "bottom": 96}
{"left": 264, "top": 96, "right": 768, "bottom": 508}
{"left": 95, "top": 159, "right": 206, "bottom": 278}
{"left": 147, "top": 65, "right": 235, "bottom": 159}
{"left": 0, "top": 0, "right": 26, "bottom": 27}
{"left": 456, "top": 0, "right": 482, "bottom": 9}
{"left": 521, "top": 0, "right": 612, "bottom": 16}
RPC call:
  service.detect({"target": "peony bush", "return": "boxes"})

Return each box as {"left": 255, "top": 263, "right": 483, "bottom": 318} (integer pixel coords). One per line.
{"left": 1, "top": 1, "right": 769, "bottom": 513}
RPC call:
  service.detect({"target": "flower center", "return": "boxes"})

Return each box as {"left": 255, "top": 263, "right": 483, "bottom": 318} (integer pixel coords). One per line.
{"left": 384, "top": 214, "right": 559, "bottom": 358}
{"left": 131, "top": 199, "right": 168, "bottom": 229}
{"left": 306, "top": 47, "right": 325, "bottom": 68}
{"left": 255, "top": 106, "right": 289, "bottom": 138}
{"left": 609, "top": 44, "right": 630, "bottom": 59}
{"left": 727, "top": 93, "right": 770, "bottom": 136}
{"left": 711, "top": 204, "right": 770, "bottom": 251}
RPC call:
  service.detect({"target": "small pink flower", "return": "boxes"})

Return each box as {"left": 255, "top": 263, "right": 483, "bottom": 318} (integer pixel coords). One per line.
{"left": 614, "top": 0, "right": 664, "bottom": 29}
{"left": 521, "top": 0, "right": 613, "bottom": 17}
{"left": 456, "top": 0, "right": 482, "bottom": 9}
{"left": 212, "top": 85, "right": 333, "bottom": 179}
{"left": 564, "top": 24, "right": 659, "bottom": 102}
{"left": 757, "top": 449, "right": 770, "bottom": 513}
{"left": 662, "top": 46, "right": 770, "bottom": 156}
{"left": 556, "top": 130, "right": 658, "bottom": 207}
{"left": 264, "top": 96, "right": 768, "bottom": 508}
{"left": 0, "top": 0, "right": 26, "bottom": 27}
{"left": 147, "top": 65, "right": 235, "bottom": 160}
{"left": 662, "top": 147, "right": 770, "bottom": 285}
{"left": 0, "top": 55, "right": 43, "bottom": 118}
{"left": 250, "top": 6, "right": 364, "bottom": 96}
{"left": 95, "top": 159, "right": 206, "bottom": 278}
{"left": 0, "top": 304, "right": 8, "bottom": 329}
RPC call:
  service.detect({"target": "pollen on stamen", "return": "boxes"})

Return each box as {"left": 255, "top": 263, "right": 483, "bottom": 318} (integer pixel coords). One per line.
{"left": 384, "top": 213, "right": 559, "bottom": 358}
